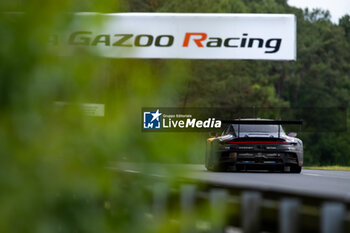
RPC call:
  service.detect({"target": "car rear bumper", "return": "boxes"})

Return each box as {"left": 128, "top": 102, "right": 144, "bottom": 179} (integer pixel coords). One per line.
{"left": 218, "top": 151, "right": 298, "bottom": 166}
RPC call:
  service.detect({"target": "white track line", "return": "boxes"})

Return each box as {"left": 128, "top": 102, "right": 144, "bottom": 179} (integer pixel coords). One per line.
{"left": 303, "top": 173, "right": 323, "bottom": 177}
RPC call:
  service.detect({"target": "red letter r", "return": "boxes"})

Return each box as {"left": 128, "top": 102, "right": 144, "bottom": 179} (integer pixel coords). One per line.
{"left": 183, "top": 33, "right": 208, "bottom": 47}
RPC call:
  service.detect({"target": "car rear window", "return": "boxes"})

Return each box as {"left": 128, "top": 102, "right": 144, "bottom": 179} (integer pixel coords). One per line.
{"left": 233, "top": 124, "right": 283, "bottom": 133}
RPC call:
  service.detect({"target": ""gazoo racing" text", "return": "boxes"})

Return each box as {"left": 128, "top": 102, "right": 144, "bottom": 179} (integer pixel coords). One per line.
{"left": 65, "top": 31, "right": 282, "bottom": 53}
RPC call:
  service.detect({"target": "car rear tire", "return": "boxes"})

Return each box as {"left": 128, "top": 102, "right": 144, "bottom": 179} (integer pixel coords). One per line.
{"left": 291, "top": 165, "right": 302, "bottom": 173}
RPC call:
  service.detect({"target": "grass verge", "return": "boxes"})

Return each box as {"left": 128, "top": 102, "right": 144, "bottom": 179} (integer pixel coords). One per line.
{"left": 304, "top": 166, "right": 350, "bottom": 171}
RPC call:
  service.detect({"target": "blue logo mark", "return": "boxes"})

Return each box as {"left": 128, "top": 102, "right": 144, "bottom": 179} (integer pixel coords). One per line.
{"left": 143, "top": 109, "right": 162, "bottom": 129}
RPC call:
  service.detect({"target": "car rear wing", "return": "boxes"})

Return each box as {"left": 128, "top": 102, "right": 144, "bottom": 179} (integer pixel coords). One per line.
{"left": 221, "top": 120, "right": 303, "bottom": 138}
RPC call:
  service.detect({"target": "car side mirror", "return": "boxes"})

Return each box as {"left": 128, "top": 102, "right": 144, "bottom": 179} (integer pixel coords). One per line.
{"left": 288, "top": 132, "right": 297, "bottom": 137}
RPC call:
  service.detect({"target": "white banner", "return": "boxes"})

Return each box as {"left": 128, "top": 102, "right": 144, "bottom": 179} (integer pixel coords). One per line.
{"left": 55, "top": 13, "right": 296, "bottom": 60}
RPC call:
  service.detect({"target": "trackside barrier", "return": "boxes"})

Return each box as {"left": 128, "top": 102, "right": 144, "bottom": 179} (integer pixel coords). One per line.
{"left": 321, "top": 202, "right": 346, "bottom": 233}
{"left": 210, "top": 189, "right": 228, "bottom": 233}
{"left": 279, "top": 198, "right": 300, "bottom": 233}
{"left": 152, "top": 183, "right": 169, "bottom": 222}
{"left": 181, "top": 185, "right": 196, "bottom": 233}
{"left": 149, "top": 183, "right": 349, "bottom": 233}
{"left": 242, "top": 191, "right": 261, "bottom": 233}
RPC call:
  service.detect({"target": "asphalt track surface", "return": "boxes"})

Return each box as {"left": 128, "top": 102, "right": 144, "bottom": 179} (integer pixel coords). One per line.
{"left": 115, "top": 163, "right": 350, "bottom": 202}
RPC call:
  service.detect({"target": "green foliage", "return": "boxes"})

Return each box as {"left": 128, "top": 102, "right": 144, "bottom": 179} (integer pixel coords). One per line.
{"left": 0, "top": 1, "right": 196, "bottom": 232}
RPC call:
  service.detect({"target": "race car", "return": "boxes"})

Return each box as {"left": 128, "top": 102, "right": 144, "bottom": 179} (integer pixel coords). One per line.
{"left": 205, "top": 119, "right": 303, "bottom": 173}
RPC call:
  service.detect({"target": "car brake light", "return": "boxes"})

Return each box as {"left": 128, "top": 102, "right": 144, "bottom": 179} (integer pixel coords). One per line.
{"left": 226, "top": 141, "right": 291, "bottom": 144}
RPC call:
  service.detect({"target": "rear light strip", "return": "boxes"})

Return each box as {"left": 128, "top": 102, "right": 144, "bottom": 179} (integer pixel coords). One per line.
{"left": 226, "top": 141, "right": 291, "bottom": 144}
